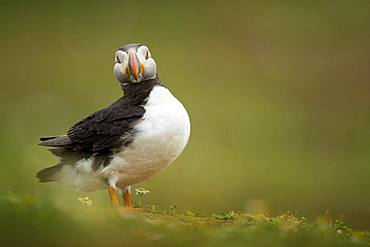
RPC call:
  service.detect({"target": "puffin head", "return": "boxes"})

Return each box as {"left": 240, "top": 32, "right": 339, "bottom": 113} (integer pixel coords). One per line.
{"left": 114, "top": 43, "right": 157, "bottom": 84}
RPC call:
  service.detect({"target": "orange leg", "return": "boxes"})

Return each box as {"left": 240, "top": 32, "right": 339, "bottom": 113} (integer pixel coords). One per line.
{"left": 123, "top": 187, "right": 133, "bottom": 208}
{"left": 108, "top": 186, "right": 120, "bottom": 207}
{"left": 123, "top": 187, "right": 143, "bottom": 212}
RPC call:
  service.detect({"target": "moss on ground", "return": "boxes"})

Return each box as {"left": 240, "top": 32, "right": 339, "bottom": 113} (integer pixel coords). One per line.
{"left": 0, "top": 194, "right": 369, "bottom": 247}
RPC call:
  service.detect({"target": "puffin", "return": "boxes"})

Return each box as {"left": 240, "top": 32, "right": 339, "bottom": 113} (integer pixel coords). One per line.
{"left": 36, "top": 43, "right": 191, "bottom": 209}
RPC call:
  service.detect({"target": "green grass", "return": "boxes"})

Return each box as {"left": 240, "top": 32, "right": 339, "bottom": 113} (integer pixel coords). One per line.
{"left": 1, "top": 193, "right": 368, "bottom": 247}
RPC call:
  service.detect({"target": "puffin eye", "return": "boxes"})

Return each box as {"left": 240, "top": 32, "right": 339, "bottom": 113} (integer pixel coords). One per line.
{"left": 145, "top": 51, "right": 149, "bottom": 59}
{"left": 116, "top": 56, "right": 121, "bottom": 63}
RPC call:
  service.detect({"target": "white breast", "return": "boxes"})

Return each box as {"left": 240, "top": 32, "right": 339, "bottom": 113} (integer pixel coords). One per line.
{"left": 101, "top": 85, "right": 191, "bottom": 188}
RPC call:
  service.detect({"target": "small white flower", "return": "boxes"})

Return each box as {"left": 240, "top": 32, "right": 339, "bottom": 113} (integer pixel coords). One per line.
{"left": 78, "top": 197, "right": 93, "bottom": 206}
{"left": 135, "top": 188, "right": 150, "bottom": 196}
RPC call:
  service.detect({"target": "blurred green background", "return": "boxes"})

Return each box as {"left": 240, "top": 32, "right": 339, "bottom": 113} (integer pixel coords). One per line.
{"left": 0, "top": 0, "right": 369, "bottom": 229}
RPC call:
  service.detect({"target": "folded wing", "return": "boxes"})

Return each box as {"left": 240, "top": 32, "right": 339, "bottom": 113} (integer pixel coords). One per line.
{"left": 39, "top": 98, "right": 145, "bottom": 153}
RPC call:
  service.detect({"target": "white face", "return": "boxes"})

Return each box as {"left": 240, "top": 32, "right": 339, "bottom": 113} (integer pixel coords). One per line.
{"left": 114, "top": 45, "right": 157, "bottom": 83}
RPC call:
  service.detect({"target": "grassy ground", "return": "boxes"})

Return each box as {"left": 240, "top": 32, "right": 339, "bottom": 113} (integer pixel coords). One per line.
{"left": 1, "top": 193, "right": 369, "bottom": 247}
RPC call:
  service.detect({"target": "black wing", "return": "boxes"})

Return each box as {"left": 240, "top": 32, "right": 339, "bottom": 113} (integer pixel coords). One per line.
{"left": 39, "top": 98, "right": 145, "bottom": 152}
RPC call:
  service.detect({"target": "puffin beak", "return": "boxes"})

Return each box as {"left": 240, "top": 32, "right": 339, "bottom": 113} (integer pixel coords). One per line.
{"left": 128, "top": 50, "right": 140, "bottom": 81}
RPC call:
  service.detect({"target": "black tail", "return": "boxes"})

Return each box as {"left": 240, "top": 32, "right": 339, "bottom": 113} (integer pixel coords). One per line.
{"left": 36, "top": 164, "right": 63, "bottom": 182}
{"left": 36, "top": 147, "right": 91, "bottom": 183}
